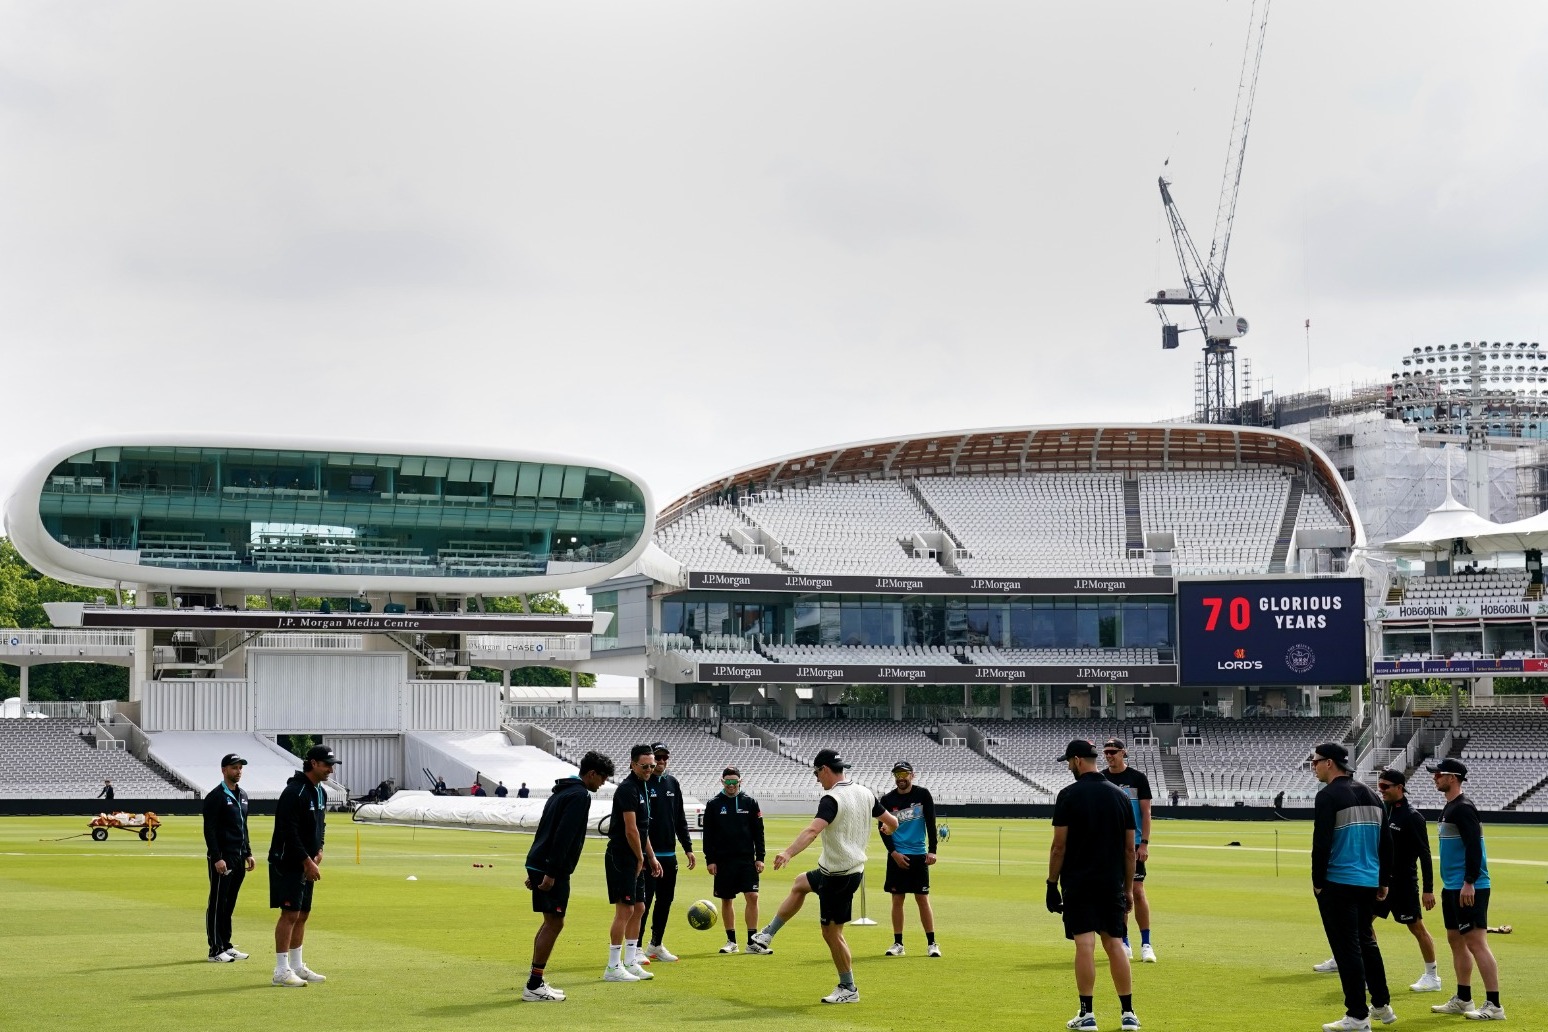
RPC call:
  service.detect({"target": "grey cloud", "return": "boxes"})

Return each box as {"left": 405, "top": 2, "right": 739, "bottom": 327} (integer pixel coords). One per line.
{"left": 779, "top": 167, "right": 962, "bottom": 251}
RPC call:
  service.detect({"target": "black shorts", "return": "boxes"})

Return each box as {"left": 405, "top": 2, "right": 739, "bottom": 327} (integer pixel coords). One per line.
{"left": 1441, "top": 887, "right": 1490, "bottom": 933}
{"left": 605, "top": 851, "right": 646, "bottom": 906}
{"left": 806, "top": 868, "right": 863, "bottom": 926}
{"left": 268, "top": 864, "right": 314, "bottom": 912}
{"left": 1061, "top": 885, "right": 1128, "bottom": 941}
{"left": 713, "top": 860, "right": 760, "bottom": 899}
{"left": 530, "top": 875, "right": 571, "bottom": 915}
{"left": 1134, "top": 858, "right": 1147, "bottom": 883}
{"left": 1374, "top": 881, "right": 1422, "bottom": 925}
{"left": 884, "top": 854, "right": 930, "bottom": 895}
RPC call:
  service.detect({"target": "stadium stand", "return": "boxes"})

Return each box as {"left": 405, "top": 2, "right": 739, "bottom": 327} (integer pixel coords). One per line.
{"left": 1, "top": 718, "right": 190, "bottom": 799}
{"left": 763, "top": 644, "right": 966, "bottom": 666}
{"left": 738, "top": 482, "right": 942, "bottom": 576}
{"left": 1431, "top": 708, "right": 1548, "bottom": 811}
{"left": 654, "top": 503, "right": 785, "bottom": 574}
{"left": 1139, "top": 469, "right": 1290, "bottom": 573}
{"left": 1399, "top": 571, "right": 1529, "bottom": 602}
{"left": 915, "top": 473, "right": 1146, "bottom": 576}
{"left": 1175, "top": 717, "right": 1349, "bottom": 804}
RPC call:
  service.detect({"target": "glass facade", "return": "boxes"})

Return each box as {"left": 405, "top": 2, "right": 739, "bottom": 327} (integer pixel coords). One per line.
{"left": 660, "top": 592, "right": 1176, "bottom": 650}
{"left": 39, "top": 446, "right": 648, "bottom": 579}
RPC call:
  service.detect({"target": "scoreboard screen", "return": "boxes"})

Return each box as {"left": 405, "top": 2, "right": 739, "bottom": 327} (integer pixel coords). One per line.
{"left": 1177, "top": 578, "right": 1367, "bottom": 686}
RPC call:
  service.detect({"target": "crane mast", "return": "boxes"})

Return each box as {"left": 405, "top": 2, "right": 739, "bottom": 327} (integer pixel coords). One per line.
{"left": 1150, "top": 0, "right": 1271, "bottom": 425}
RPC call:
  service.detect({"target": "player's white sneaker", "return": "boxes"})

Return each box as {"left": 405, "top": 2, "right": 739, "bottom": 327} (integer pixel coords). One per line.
{"left": 602, "top": 965, "right": 640, "bottom": 982}
{"left": 271, "top": 970, "right": 307, "bottom": 988}
{"left": 1313, "top": 958, "right": 1340, "bottom": 973}
{"left": 1066, "top": 1013, "right": 1098, "bottom": 1031}
{"left": 1139, "top": 944, "right": 1157, "bottom": 963}
{"left": 208, "top": 950, "right": 235, "bottom": 963}
{"left": 1463, "top": 1002, "right": 1506, "bottom": 1021}
{"left": 928, "top": 942, "right": 942, "bottom": 957}
{"left": 1122, "top": 941, "right": 1132, "bottom": 959}
{"left": 1321, "top": 1015, "right": 1371, "bottom": 1032}
{"left": 645, "top": 944, "right": 679, "bottom": 962}
{"left": 1121, "top": 1013, "right": 1142, "bottom": 1030}
{"left": 884, "top": 942, "right": 906, "bottom": 957}
{"left": 1433, "top": 997, "right": 1472, "bottom": 1015}
{"left": 1411, "top": 973, "right": 1444, "bottom": 992}
{"left": 1371, "top": 1004, "right": 1398, "bottom": 1024}
{"left": 821, "top": 984, "right": 859, "bottom": 1004}
{"left": 294, "top": 966, "right": 326, "bottom": 983}
{"left": 624, "top": 963, "right": 652, "bottom": 980}
{"left": 224, "top": 947, "right": 249, "bottom": 960}
{"left": 521, "top": 982, "right": 565, "bottom": 1002}
{"left": 718, "top": 942, "right": 739, "bottom": 954}
{"left": 748, "top": 931, "right": 774, "bottom": 954}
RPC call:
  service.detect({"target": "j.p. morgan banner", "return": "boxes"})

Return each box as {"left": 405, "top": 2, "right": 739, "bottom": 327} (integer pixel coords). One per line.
{"left": 77, "top": 609, "right": 593, "bottom": 634}
{"left": 1373, "top": 657, "right": 1548, "bottom": 677}
{"left": 695, "top": 662, "right": 1179, "bottom": 685}
{"left": 685, "top": 572, "right": 1175, "bottom": 596}
{"left": 1178, "top": 578, "right": 1367, "bottom": 686}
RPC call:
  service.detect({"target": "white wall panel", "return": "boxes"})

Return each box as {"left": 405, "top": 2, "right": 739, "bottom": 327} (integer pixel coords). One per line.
{"left": 142, "top": 681, "right": 196, "bottom": 731}
{"left": 320, "top": 735, "right": 400, "bottom": 796}
{"left": 252, "top": 652, "right": 408, "bottom": 732}
{"left": 402, "top": 682, "right": 500, "bottom": 731}
{"left": 194, "top": 680, "right": 252, "bottom": 732}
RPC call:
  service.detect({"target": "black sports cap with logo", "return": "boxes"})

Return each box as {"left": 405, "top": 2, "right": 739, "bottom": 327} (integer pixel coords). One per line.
{"left": 1057, "top": 739, "right": 1099, "bottom": 762}
{"left": 652, "top": 743, "right": 671, "bottom": 759}
{"left": 305, "top": 744, "right": 341, "bottom": 765}
{"left": 1427, "top": 757, "right": 1468, "bottom": 780}
{"left": 1103, "top": 738, "right": 1125, "bottom": 752}
{"left": 1377, "top": 768, "right": 1407, "bottom": 786}
{"left": 1312, "top": 742, "right": 1351, "bottom": 771}
{"left": 813, "top": 748, "right": 849, "bottom": 772}
{"left": 892, "top": 760, "right": 914, "bottom": 774}
{"left": 220, "top": 753, "right": 248, "bottom": 767}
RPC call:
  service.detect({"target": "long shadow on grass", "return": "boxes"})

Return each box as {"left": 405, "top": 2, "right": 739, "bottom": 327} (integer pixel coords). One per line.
{"left": 83, "top": 960, "right": 221, "bottom": 973}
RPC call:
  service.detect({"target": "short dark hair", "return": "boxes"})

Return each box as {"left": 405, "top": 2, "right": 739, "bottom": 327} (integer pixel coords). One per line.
{"left": 631, "top": 743, "right": 655, "bottom": 764}
{"left": 579, "top": 751, "right": 615, "bottom": 779}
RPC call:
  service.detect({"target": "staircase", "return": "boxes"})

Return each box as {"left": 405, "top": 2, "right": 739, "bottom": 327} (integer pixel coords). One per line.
{"left": 1161, "top": 748, "right": 1186, "bottom": 799}
{"left": 1122, "top": 476, "right": 1144, "bottom": 553}
{"left": 1506, "top": 771, "right": 1548, "bottom": 811}
{"left": 902, "top": 478, "right": 963, "bottom": 548}
{"left": 1269, "top": 478, "right": 1305, "bottom": 573}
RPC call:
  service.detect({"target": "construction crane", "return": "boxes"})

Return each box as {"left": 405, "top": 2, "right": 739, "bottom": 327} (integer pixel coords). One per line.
{"left": 1150, "top": 0, "right": 1271, "bottom": 424}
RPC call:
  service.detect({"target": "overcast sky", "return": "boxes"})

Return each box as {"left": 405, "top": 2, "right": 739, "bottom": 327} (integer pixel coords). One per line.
{"left": 4, "top": 1, "right": 1548, "bottom": 512}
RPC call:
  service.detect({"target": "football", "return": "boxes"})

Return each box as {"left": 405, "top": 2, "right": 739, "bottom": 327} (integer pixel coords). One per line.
{"left": 686, "top": 899, "right": 718, "bottom": 930}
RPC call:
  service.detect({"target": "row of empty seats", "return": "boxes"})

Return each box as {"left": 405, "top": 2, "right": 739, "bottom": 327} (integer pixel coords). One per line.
{"left": 653, "top": 504, "right": 786, "bottom": 574}
{"left": 1140, "top": 469, "right": 1289, "bottom": 574}
{"left": 738, "top": 482, "right": 942, "bottom": 577}
{"left": 1400, "top": 571, "right": 1529, "bottom": 601}
{"left": 0, "top": 719, "right": 191, "bottom": 799}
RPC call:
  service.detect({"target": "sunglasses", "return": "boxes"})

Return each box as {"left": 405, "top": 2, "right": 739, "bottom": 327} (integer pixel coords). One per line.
{"left": 723, "top": 779, "right": 740, "bottom": 786}
{"left": 1103, "top": 749, "right": 1120, "bottom": 755}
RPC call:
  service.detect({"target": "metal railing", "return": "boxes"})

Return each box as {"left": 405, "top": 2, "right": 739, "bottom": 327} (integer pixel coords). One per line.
{"left": 0, "top": 700, "right": 117, "bottom": 720}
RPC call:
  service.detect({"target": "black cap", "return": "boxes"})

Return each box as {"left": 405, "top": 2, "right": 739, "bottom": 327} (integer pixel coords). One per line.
{"left": 305, "top": 744, "right": 340, "bottom": 766}
{"left": 1377, "top": 768, "right": 1407, "bottom": 786}
{"left": 813, "top": 748, "right": 849, "bottom": 771}
{"left": 220, "top": 753, "right": 248, "bottom": 767}
{"left": 1312, "top": 742, "right": 1351, "bottom": 771}
{"left": 1058, "top": 739, "right": 1099, "bottom": 761}
{"left": 1427, "top": 758, "right": 1468, "bottom": 780}
{"left": 652, "top": 743, "right": 670, "bottom": 759}
{"left": 892, "top": 760, "right": 914, "bottom": 774}
{"left": 1103, "top": 738, "right": 1125, "bottom": 751}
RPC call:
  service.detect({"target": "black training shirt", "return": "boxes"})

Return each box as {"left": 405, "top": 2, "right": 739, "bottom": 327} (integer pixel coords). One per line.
{"left": 1386, "top": 796, "right": 1434, "bottom": 893}
{"left": 607, "top": 773, "right": 651, "bottom": 859}
{"left": 1051, "top": 770, "right": 1135, "bottom": 892}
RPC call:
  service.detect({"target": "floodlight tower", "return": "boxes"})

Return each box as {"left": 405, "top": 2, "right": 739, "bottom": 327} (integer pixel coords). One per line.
{"left": 1150, "top": 0, "right": 1271, "bottom": 424}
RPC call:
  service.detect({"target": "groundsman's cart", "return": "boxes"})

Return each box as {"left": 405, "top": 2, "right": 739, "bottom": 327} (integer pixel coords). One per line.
{"left": 89, "top": 812, "right": 161, "bottom": 841}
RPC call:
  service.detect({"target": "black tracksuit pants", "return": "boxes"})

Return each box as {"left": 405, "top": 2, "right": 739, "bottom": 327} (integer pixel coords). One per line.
{"left": 1316, "top": 881, "right": 1391, "bottom": 1019}
{"left": 641, "top": 855, "right": 679, "bottom": 945}
{"left": 206, "top": 856, "right": 247, "bottom": 955}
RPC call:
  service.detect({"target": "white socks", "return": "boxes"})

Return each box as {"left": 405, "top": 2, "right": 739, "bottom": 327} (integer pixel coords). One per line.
{"left": 1426, "top": 962, "right": 1439, "bottom": 976}
{"left": 274, "top": 953, "right": 289, "bottom": 976}
{"left": 288, "top": 946, "right": 304, "bottom": 972}
{"left": 608, "top": 944, "right": 622, "bottom": 967}
{"left": 625, "top": 939, "right": 639, "bottom": 965}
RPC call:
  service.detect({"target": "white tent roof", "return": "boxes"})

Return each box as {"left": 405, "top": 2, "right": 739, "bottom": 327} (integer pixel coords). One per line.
{"left": 1379, "top": 492, "right": 1507, "bottom": 553}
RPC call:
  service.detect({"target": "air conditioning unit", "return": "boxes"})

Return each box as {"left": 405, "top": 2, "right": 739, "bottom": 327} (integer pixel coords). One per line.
{"left": 1206, "top": 314, "right": 1250, "bottom": 340}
